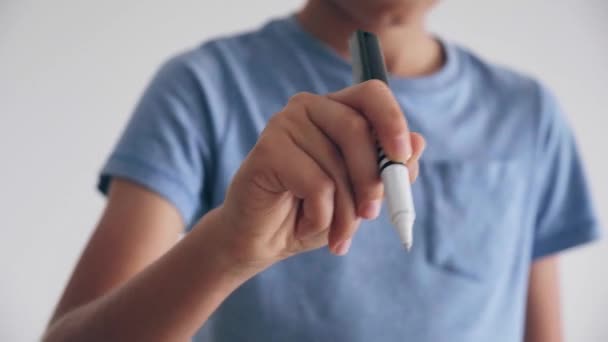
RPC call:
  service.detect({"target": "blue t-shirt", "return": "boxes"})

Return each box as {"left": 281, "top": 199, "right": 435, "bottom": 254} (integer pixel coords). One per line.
{"left": 99, "top": 16, "right": 600, "bottom": 342}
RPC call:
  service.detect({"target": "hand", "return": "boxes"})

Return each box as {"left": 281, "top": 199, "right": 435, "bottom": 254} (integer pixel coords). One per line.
{"left": 209, "top": 80, "right": 425, "bottom": 270}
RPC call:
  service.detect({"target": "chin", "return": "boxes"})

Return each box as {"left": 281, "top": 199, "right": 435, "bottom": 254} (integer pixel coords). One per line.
{"left": 327, "top": 0, "right": 435, "bottom": 29}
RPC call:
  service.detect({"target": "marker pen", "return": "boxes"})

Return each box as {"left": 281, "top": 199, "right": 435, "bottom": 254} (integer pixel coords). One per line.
{"left": 349, "top": 30, "right": 416, "bottom": 251}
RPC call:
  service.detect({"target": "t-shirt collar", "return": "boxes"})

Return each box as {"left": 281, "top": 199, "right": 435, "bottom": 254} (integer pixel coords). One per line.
{"left": 277, "top": 14, "right": 463, "bottom": 93}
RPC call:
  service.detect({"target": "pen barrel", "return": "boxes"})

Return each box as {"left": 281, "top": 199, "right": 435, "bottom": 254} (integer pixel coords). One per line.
{"left": 350, "top": 29, "right": 416, "bottom": 249}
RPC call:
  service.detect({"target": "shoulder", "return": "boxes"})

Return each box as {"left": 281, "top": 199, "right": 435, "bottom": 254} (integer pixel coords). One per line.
{"left": 453, "top": 43, "right": 563, "bottom": 133}
{"left": 456, "top": 44, "right": 546, "bottom": 107}
{"left": 158, "top": 19, "right": 282, "bottom": 84}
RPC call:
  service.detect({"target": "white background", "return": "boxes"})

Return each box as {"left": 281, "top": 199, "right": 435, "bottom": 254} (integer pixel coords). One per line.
{"left": 1, "top": 0, "right": 606, "bottom": 341}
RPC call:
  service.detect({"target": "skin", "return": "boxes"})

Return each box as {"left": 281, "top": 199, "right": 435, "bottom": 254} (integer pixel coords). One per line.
{"left": 44, "top": 1, "right": 562, "bottom": 341}
{"left": 525, "top": 256, "right": 564, "bottom": 342}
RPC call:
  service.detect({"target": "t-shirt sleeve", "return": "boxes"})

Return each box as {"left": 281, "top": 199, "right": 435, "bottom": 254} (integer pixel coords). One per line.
{"left": 531, "top": 85, "right": 601, "bottom": 260}
{"left": 98, "top": 54, "right": 211, "bottom": 226}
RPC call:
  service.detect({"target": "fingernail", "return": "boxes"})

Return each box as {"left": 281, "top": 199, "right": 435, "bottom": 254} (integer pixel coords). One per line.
{"left": 392, "top": 134, "right": 413, "bottom": 161}
{"left": 335, "top": 238, "right": 352, "bottom": 256}
{"left": 360, "top": 200, "right": 382, "bottom": 220}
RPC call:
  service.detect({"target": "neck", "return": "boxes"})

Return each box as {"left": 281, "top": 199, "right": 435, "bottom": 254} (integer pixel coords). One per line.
{"left": 296, "top": 0, "right": 444, "bottom": 78}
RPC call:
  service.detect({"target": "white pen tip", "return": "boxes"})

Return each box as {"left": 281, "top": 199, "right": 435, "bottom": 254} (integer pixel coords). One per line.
{"left": 392, "top": 213, "right": 414, "bottom": 253}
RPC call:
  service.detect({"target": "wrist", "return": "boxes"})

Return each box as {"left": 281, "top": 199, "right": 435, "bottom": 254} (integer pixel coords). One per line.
{"left": 191, "top": 207, "right": 274, "bottom": 282}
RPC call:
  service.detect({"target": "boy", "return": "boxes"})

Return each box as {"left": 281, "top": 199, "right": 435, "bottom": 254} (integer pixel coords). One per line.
{"left": 45, "top": 0, "right": 599, "bottom": 341}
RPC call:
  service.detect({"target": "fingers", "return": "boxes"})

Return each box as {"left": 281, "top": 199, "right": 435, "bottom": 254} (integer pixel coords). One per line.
{"left": 280, "top": 94, "right": 363, "bottom": 252}
{"left": 264, "top": 88, "right": 425, "bottom": 256}
{"left": 282, "top": 92, "right": 425, "bottom": 252}
{"left": 406, "top": 132, "right": 426, "bottom": 183}
{"left": 290, "top": 93, "right": 384, "bottom": 220}
{"left": 328, "top": 80, "right": 411, "bottom": 162}
{"left": 255, "top": 128, "right": 335, "bottom": 239}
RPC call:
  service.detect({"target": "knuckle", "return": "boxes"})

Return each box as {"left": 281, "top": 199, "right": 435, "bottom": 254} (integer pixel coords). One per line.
{"left": 304, "top": 221, "right": 327, "bottom": 238}
{"left": 316, "top": 176, "right": 335, "bottom": 196}
{"left": 282, "top": 93, "right": 316, "bottom": 124}
{"left": 252, "top": 132, "right": 277, "bottom": 159}
{"left": 267, "top": 110, "right": 287, "bottom": 128}
{"left": 365, "top": 79, "right": 391, "bottom": 96}
{"left": 289, "top": 92, "right": 316, "bottom": 106}
{"left": 308, "top": 212, "right": 329, "bottom": 232}
{"left": 269, "top": 108, "right": 299, "bottom": 135}
{"left": 344, "top": 115, "right": 369, "bottom": 137}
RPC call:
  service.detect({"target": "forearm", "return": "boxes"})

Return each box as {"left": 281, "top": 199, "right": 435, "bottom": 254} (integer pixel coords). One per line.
{"left": 44, "top": 208, "right": 263, "bottom": 342}
{"left": 524, "top": 256, "right": 563, "bottom": 342}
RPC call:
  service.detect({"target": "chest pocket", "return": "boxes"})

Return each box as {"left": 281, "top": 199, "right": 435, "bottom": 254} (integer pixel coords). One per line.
{"left": 416, "top": 160, "right": 526, "bottom": 281}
